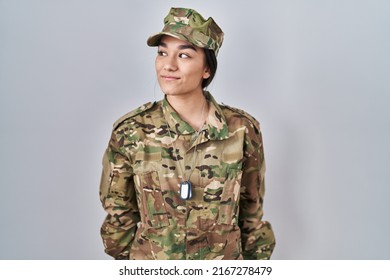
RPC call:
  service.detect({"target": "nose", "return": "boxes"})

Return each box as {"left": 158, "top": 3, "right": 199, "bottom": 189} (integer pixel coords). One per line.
{"left": 163, "top": 56, "right": 178, "bottom": 71}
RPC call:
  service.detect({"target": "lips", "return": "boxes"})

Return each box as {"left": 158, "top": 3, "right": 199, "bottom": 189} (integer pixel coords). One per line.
{"left": 161, "top": 75, "right": 180, "bottom": 81}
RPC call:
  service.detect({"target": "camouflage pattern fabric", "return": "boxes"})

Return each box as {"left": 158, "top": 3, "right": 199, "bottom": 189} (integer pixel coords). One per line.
{"left": 147, "top": 7, "right": 224, "bottom": 56}
{"left": 100, "top": 91, "right": 276, "bottom": 260}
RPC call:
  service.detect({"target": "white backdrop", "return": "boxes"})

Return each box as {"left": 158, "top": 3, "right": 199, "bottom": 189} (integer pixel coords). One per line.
{"left": 1, "top": 0, "right": 389, "bottom": 259}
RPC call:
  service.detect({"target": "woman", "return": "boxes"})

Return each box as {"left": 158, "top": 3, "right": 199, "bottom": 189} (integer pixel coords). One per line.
{"left": 99, "top": 7, "right": 275, "bottom": 260}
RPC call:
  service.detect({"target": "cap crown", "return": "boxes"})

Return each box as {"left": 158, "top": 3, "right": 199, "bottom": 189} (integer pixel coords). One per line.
{"left": 147, "top": 7, "right": 224, "bottom": 56}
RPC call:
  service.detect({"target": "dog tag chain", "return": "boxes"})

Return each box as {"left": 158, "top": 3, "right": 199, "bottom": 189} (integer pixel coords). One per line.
{"left": 167, "top": 130, "right": 202, "bottom": 200}
{"left": 165, "top": 99, "right": 206, "bottom": 200}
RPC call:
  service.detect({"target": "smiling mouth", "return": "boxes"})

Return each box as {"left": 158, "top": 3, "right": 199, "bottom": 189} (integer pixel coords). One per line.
{"left": 161, "top": 75, "right": 180, "bottom": 81}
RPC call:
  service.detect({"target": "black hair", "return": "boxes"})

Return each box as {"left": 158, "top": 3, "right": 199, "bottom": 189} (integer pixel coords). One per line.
{"left": 202, "top": 49, "right": 217, "bottom": 88}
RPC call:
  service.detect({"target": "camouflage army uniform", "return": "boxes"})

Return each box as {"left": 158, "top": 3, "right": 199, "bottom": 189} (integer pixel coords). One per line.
{"left": 100, "top": 91, "right": 276, "bottom": 260}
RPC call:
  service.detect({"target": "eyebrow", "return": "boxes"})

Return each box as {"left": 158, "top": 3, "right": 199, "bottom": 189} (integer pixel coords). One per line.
{"left": 159, "top": 41, "right": 197, "bottom": 52}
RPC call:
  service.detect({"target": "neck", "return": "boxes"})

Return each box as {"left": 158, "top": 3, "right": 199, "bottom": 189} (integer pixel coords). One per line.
{"left": 166, "top": 91, "right": 208, "bottom": 131}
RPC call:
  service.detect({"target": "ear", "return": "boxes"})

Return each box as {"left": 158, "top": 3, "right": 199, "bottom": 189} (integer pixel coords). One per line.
{"left": 203, "top": 68, "right": 211, "bottom": 79}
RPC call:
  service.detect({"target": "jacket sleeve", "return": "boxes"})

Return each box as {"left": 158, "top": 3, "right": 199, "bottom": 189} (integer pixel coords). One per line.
{"left": 239, "top": 121, "right": 276, "bottom": 259}
{"left": 99, "top": 129, "right": 140, "bottom": 259}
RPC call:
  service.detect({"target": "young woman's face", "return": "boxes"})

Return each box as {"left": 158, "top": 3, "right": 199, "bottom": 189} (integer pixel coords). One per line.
{"left": 155, "top": 36, "right": 210, "bottom": 97}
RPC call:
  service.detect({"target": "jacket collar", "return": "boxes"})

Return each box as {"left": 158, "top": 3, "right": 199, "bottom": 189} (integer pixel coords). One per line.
{"left": 162, "top": 91, "right": 229, "bottom": 141}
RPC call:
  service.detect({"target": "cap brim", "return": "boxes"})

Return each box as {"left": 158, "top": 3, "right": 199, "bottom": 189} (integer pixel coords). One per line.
{"left": 147, "top": 32, "right": 191, "bottom": 47}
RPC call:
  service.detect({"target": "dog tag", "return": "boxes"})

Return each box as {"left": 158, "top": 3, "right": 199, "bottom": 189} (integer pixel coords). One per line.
{"left": 179, "top": 181, "right": 192, "bottom": 200}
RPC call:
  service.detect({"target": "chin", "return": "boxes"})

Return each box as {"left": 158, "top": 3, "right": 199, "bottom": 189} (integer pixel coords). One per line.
{"left": 160, "top": 87, "right": 180, "bottom": 96}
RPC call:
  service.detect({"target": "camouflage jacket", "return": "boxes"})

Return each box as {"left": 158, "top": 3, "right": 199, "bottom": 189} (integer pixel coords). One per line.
{"left": 99, "top": 91, "right": 275, "bottom": 260}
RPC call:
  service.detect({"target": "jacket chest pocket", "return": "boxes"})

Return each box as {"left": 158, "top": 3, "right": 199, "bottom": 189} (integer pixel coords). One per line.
{"left": 203, "top": 168, "right": 242, "bottom": 226}
{"left": 133, "top": 148, "right": 162, "bottom": 173}
{"left": 136, "top": 171, "right": 170, "bottom": 228}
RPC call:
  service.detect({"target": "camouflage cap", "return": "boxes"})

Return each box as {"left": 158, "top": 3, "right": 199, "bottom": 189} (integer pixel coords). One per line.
{"left": 147, "top": 7, "right": 224, "bottom": 56}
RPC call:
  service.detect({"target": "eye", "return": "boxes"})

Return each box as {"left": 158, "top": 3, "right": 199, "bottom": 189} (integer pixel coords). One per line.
{"left": 179, "top": 53, "right": 190, "bottom": 59}
{"left": 157, "top": 50, "right": 167, "bottom": 56}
